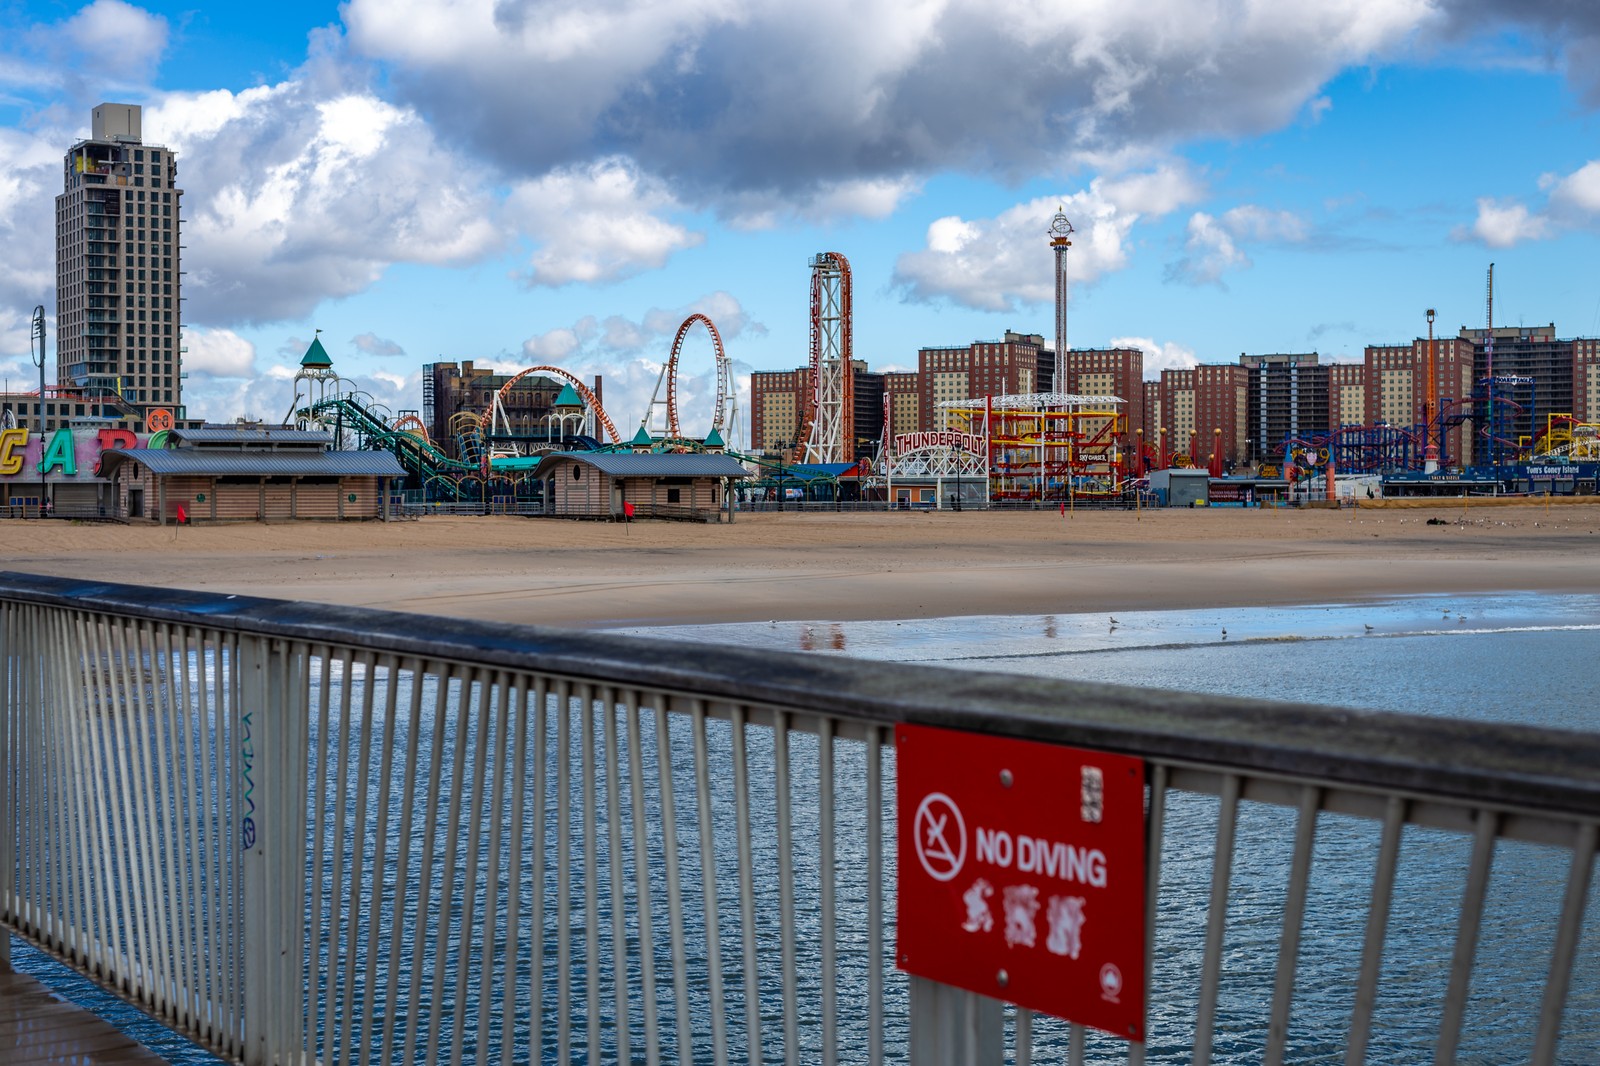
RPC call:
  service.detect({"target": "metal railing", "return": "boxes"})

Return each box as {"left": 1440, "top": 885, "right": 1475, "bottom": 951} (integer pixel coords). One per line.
{"left": 0, "top": 571, "right": 1596, "bottom": 1064}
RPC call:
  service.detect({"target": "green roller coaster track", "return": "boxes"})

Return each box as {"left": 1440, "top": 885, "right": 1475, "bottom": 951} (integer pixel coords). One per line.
{"left": 300, "top": 396, "right": 481, "bottom": 500}
{"left": 299, "top": 397, "right": 818, "bottom": 503}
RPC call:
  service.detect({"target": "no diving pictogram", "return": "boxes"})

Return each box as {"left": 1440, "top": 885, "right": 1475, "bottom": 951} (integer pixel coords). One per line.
{"left": 914, "top": 792, "right": 966, "bottom": 882}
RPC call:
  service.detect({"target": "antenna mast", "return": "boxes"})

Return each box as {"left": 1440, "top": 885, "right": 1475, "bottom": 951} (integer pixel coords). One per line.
{"left": 1485, "top": 263, "right": 1495, "bottom": 469}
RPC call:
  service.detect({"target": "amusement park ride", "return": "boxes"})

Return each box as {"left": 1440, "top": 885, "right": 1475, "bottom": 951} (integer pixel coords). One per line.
{"left": 289, "top": 310, "right": 760, "bottom": 503}
{"left": 289, "top": 230, "right": 1597, "bottom": 506}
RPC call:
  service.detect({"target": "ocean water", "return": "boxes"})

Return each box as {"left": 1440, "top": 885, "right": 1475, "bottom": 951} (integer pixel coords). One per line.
{"left": 608, "top": 590, "right": 1600, "bottom": 1063}
{"left": 610, "top": 591, "right": 1600, "bottom": 731}
{"left": 13, "top": 592, "right": 1599, "bottom": 1063}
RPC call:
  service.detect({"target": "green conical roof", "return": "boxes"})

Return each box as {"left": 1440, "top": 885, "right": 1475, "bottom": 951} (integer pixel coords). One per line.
{"left": 300, "top": 336, "right": 333, "bottom": 368}
{"left": 704, "top": 427, "right": 724, "bottom": 447}
{"left": 631, "top": 425, "right": 655, "bottom": 446}
{"left": 554, "top": 383, "right": 584, "bottom": 408}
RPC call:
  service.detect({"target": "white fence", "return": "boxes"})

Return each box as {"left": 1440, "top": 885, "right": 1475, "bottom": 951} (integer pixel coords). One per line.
{"left": 0, "top": 573, "right": 1596, "bottom": 1064}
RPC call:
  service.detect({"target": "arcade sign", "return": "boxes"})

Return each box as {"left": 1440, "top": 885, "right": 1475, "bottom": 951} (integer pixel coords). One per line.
{"left": 896, "top": 724, "right": 1146, "bottom": 1041}
{"left": 0, "top": 427, "right": 154, "bottom": 481}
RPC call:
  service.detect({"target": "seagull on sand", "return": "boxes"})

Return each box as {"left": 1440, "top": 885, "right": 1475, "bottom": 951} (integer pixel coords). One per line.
{"left": 1364, "top": 623, "right": 1374, "bottom": 631}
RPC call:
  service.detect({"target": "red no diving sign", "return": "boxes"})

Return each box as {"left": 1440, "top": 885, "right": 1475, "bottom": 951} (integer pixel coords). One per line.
{"left": 896, "top": 724, "right": 1147, "bottom": 1042}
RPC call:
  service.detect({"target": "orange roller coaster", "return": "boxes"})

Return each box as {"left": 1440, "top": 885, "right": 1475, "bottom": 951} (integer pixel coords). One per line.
{"left": 643, "top": 313, "right": 737, "bottom": 441}
{"left": 480, "top": 366, "right": 621, "bottom": 446}
{"left": 391, "top": 413, "right": 431, "bottom": 444}
{"left": 799, "top": 252, "right": 853, "bottom": 462}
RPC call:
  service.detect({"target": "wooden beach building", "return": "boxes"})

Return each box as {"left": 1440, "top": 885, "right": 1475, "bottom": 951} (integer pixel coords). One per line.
{"left": 529, "top": 452, "right": 749, "bottom": 520}
{"left": 100, "top": 426, "right": 406, "bottom": 524}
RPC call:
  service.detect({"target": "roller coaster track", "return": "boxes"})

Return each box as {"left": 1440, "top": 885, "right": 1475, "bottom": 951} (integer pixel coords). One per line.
{"left": 483, "top": 367, "right": 620, "bottom": 445}
{"left": 302, "top": 396, "right": 478, "bottom": 496}
{"left": 641, "top": 313, "right": 737, "bottom": 442}
{"left": 800, "top": 251, "right": 853, "bottom": 463}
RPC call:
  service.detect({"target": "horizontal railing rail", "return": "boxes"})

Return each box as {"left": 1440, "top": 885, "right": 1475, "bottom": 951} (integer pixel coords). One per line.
{"left": 0, "top": 571, "right": 1595, "bottom": 1065}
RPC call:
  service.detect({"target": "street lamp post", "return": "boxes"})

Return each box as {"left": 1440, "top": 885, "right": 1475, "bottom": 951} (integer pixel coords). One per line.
{"left": 30, "top": 305, "right": 45, "bottom": 517}
{"left": 30, "top": 305, "right": 45, "bottom": 431}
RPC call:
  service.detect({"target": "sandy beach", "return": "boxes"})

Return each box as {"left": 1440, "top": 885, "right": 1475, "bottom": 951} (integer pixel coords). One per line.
{"left": 3, "top": 502, "right": 1598, "bottom": 628}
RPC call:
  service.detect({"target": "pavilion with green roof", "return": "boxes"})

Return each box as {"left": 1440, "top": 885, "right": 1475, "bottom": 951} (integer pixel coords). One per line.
{"left": 300, "top": 336, "right": 333, "bottom": 369}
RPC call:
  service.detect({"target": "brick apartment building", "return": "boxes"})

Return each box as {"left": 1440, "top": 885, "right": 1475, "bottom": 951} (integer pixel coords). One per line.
{"left": 1059, "top": 347, "right": 1145, "bottom": 448}
{"left": 749, "top": 366, "right": 813, "bottom": 461}
{"left": 919, "top": 335, "right": 1040, "bottom": 429}
{"left": 1149, "top": 364, "right": 1248, "bottom": 467}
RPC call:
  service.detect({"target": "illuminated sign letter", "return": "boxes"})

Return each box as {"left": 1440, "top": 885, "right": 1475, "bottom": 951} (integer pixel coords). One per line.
{"left": 38, "top": 427, "right": 77, "bottom": 476}
{"left": 95, "top": 428, "right": 138, "bottom": 477}
{"left": 97, "top": 428, "right": 137, "bottom": 452}
{"left": 0, "top": 428, "right": 26, "bottom": 476}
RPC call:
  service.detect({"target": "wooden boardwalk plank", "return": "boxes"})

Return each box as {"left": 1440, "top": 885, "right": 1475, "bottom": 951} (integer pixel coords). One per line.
{"left": 0, "top": 969, "right": 168, "bottom": 1064}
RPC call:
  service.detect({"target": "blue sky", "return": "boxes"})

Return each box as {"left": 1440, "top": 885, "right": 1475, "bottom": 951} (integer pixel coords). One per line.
{"left": 1, "top": 0, "right": 1599, "bottom": 441}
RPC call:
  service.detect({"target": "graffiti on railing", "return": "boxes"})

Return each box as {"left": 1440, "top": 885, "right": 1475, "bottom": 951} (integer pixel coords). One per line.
{"left": 240, "top": 708, "right": 257, "bottom": 850}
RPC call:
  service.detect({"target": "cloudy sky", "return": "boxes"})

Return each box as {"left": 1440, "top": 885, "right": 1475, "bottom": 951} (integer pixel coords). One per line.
{"left": 1, "top": 0, "right": 1598, "bottom": 439}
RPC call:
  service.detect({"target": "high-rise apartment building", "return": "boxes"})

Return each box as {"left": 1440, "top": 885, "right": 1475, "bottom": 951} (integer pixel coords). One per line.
{"left": 750, "top": 361, "right": 879, "bottom": 461}
{"left": 1154, "top": 364, "right": 1248, "bottom": 466}
{"left": 1575, "top": 339, "right": 1600, "bottom": 423}
{"left": 1364, "top": 335, "right": 1475, "bottom": 466}
{"left": 56, "top": 104, "right": 182, "bottom": 421}
{"left": 1460, "top": 325, "right": 1569, "bottom": 450}
{"left": 918, "top": 334, "right": 1039, "bottom": 429}
{"left": 883, "top": 371, "right": 921, "bottom": 437}
{"left": 750, "top": 367, "right": 813, "bottom": 460}
{"left": 1328, "top": 362, "right": 1367, "bottom": 432}
{"left": 1240, "top": 352, "right": 1327, "bottom": 462}
{"left": 1060, "top": 347, "right": 1144, "bottom": 446}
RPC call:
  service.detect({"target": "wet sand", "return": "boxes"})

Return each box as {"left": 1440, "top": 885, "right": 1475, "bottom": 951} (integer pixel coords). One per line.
{"left": 5, "top": 503, "right": 1599, "bottom": 628}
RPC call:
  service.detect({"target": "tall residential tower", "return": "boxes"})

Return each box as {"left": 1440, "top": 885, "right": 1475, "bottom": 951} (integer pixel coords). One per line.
{"left": 55, "top": 103, "right": 182, "bottom": 422}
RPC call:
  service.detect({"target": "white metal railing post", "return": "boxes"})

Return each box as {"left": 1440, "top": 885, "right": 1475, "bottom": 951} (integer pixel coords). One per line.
{"left": 908, "top": 975, "right": 1003, "bottom": 1065}
{"left": 237, "top": 633, "right": 308, "bottom": 1066}
{"left": 0, "top": 602, "right": 12, "bottom": 974}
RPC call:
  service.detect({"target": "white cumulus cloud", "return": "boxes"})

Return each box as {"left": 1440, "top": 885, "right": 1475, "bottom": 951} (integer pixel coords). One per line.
{"left": 182, "top": 327, "right": 257, "bottom": 378}
{"left": 150, "top": 83, "right": 504, "bottom": 326}
{"left": 1544, "top": 160, "right": 1600, "bottom": 216}
{"left": 892, "top": 166, "right": 1205, "bottom": 311}
{"left": 1165, "top": 204, "right": 1310, "bottom": 285}
{"left": 1464, "top": 197, "right": 1552, "bottom": 247}
{"left": 343, "top": 0, "right": 1429, "bottom": 202}
{"left": 62, "top": 0, "right": 168, "bottom": 83}
{"left": 352, "top": 332, "right": 406, "bottom": 358}
{"left": 506, "top": 158, "right": 703, "bottom": 287}
{"left": 1109, "top": 335, "right": 1199, "bottom": 379}
{"left": 1458, "top": 158, "right": 1600, "bottom": 247}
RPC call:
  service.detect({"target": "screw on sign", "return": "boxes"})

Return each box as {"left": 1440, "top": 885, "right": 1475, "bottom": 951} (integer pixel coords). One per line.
{"left": 896, "top": 723, "right": 1147, "bottom": 1042}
